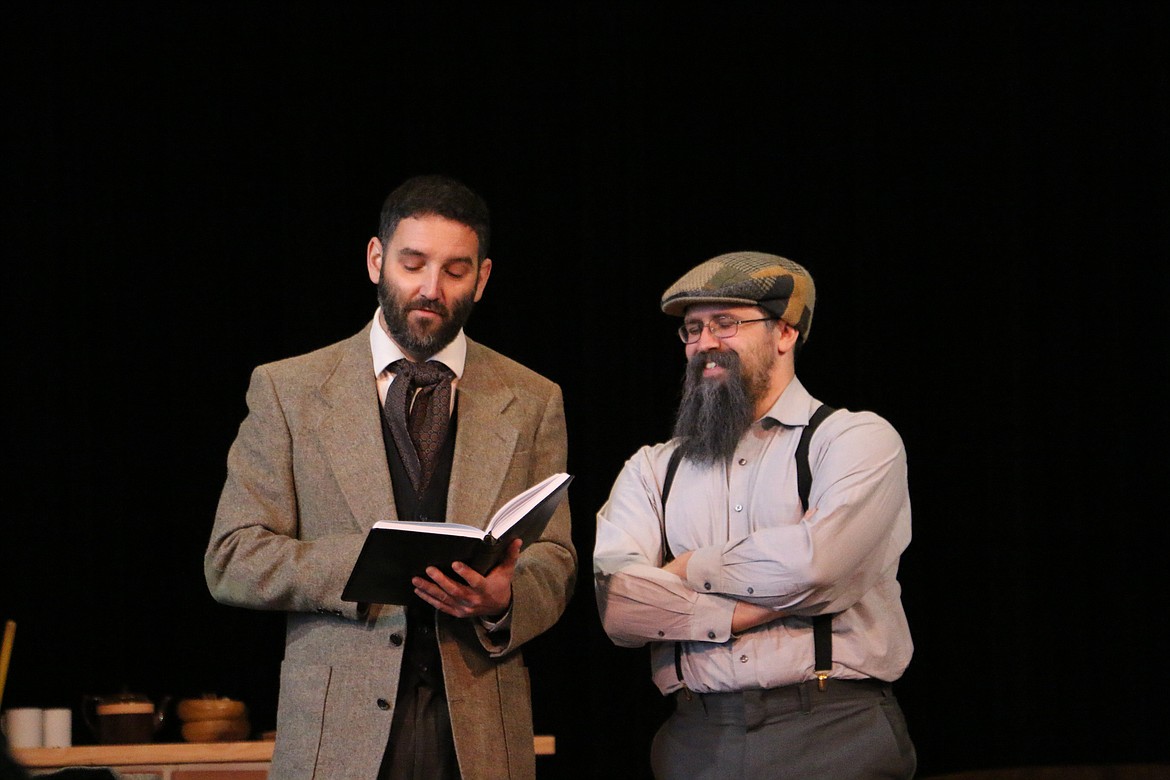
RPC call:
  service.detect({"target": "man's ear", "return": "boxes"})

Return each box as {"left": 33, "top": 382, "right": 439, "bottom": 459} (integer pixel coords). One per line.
{"left": 473, "top": 257, "right": 493, "bottom": 302}
{"left": 367, "top": 237, "right": 384, "bottom": 284}
{"left": 775, "top": 320, "right": 800, "bottom": 354}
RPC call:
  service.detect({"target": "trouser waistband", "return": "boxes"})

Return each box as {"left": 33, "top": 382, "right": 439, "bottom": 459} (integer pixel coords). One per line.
{"left": 673, "top": 679, "right": 893, "bottom": 720}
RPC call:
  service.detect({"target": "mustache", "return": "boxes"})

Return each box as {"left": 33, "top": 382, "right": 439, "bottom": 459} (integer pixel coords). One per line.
{"left": 687, "top": 349, "right": 741, "bottom": 374}
{"left": 405, "top": 298, "right": 449, "bottom": 317}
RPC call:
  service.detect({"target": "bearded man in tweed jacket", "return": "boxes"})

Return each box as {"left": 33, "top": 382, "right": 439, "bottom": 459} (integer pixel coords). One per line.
{"left": 207, "top": 175, "right": 575, "bottom": 780}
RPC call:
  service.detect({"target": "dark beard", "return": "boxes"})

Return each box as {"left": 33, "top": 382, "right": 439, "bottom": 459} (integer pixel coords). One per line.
{"left": 378, "top": 272, "right": 476, "bottom": 358}
{"left": 671, "top": 351, "right": 756, "bottom": 466}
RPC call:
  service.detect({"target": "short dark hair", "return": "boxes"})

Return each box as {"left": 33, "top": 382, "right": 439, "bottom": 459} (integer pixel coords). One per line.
{"left": 377, "top": 175, "right": 491, "bottom": 262}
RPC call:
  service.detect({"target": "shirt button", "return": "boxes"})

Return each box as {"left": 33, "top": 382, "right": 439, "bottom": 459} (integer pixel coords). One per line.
{"left": 703, "top": 582, "right": 712, "bottom": 590}
{"left": 738, "top": 458, "right": 747, "bottom": 466}
{"left": 747, "top": 587, "right": 754, "bottom": 595}
{"left": 657, "top": 630, "right": 665, "bottom": 637}
{"left": 376, "top": 698, "right": 390, "bottom": 710}
{"left": 389, "top": 633, "right": 404, "bottom": 646}
{"left": 734, "top": 504, "right": 743, "bottom": 512}
{"left": 739, "top": 655, "right": 749, "bottom": 663}
{"left": 708, "top": 631, "right": 716, "bottom": 640}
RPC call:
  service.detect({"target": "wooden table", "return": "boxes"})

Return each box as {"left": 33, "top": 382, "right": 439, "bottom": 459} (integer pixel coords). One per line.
{"left": 14, "top": 736, "right": 556, "bottom": 777}
{"left": 13, "top": 741, "right": 273, "bottom": 779}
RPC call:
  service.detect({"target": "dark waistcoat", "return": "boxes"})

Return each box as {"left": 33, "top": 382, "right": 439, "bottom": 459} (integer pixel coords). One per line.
{"left": 381, "top": 402, "right": 459, "bottom": 688}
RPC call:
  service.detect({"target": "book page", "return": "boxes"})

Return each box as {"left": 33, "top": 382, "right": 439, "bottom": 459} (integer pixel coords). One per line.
{"left": 371, "top": 520, "right": 486, "bottom": 539}
{"left": 485, "top": 472, "right": 571, "bottom": 537}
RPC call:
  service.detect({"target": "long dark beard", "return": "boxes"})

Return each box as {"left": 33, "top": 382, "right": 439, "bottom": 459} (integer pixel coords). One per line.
{"left": 671, "top": 351, "right": 757, "bottom": 466}
{"left": 378, "top": 271, "right": 476, "bottom": 358}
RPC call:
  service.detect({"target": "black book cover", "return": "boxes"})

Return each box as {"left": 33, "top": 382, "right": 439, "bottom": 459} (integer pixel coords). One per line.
{"left": 341, "top": 474, "right": 572, "bottom": 605}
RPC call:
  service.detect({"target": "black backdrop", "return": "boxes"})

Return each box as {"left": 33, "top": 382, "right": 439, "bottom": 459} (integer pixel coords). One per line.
{"left": 3, "top": 3, "right": 1168, "bottom": 777}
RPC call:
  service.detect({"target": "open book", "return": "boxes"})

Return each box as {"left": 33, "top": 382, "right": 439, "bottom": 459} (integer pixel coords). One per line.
{"left": 341, "top": 472, "right": 573, "bottom": 605}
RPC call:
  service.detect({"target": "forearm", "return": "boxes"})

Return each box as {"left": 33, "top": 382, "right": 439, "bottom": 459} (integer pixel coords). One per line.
{"left": 205, "top": 522, "right": 366, "bottom": 618}
{"left": 205, "top": 366, "right": 367, "bottom": 619}
{"left": 595, "top": 565, "right": 736, "bottom": 647}
{"left": 483, "top": 385, "right": 576, "bottom": 654}
{"left": 731, "top": 600, "right": 786, "bottom": 634}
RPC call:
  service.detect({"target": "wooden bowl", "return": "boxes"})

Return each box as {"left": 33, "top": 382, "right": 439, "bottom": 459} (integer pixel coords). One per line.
{"left": 181, "top": 717, "right": 251, "bottom": 743}
{"left": 177, "top": 697, "right": 248, "bottom": 722}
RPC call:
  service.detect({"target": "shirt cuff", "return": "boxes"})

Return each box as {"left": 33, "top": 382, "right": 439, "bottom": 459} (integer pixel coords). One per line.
{"left": 685, "top": 544, "right": 726, "bottom": 596}
{"left": 692, "top": 593, "right": 735, "bottom": 643}
{"left": 479, "top": 608, "right": 512, "bottom": 633}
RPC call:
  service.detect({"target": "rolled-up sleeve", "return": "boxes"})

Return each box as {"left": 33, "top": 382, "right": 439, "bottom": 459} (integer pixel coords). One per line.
{"left": 594, "top": 445, "right": 736, "bottom": 647}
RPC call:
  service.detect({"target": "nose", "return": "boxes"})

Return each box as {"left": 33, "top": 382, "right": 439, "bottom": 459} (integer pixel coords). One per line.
{"left": 695, "top": 324, "right": 723, "bottom": 351}
{"left": 417, "top": 267, "right": 442, "bottom": 301}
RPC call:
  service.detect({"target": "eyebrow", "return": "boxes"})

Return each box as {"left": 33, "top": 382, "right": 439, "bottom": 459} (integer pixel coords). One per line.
{"left": 683, "top": 312, "right": 734, "bottom": 323}
{"left": 395, "top": 247, "right": 475, "bottom": 266}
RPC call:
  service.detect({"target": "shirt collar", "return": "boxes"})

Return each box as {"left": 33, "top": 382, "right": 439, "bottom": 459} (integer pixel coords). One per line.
{"left": 759, "top": 375, "right": 815, "bottom": 429}
{"left": 368, "top": 310, "right": 467, "bottom": 379}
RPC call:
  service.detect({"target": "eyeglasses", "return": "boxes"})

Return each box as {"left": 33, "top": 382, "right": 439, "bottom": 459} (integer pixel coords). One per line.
{"left": 678, "top": 315, "right": 779, "bottom": 344}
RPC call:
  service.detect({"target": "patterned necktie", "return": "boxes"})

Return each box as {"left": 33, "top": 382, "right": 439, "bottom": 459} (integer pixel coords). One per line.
{"left": 383, "top": 358, "right": 455, "bottom": 493}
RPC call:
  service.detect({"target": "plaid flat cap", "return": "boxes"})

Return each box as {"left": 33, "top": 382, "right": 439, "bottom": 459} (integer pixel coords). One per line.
{"left": 661, "top": 251, "right": 816, "bottom": 342}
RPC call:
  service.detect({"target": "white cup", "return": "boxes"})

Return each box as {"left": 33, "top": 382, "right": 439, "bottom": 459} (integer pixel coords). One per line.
{"left": 2, "top": 707, "right": 44, "bottom": 748}
{"left": 42, "top": 708, "right": 72, "bottom": 748}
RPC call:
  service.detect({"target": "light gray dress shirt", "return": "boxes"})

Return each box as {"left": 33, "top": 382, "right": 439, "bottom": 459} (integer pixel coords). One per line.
{"left": 594, "top": 377, "right": 913, "bottom": 694}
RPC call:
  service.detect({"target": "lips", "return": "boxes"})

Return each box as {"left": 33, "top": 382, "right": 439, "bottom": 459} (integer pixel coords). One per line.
{"left": 702, "top": 362, "right": 725, "bottom": 379}
{"left": 405, "top": 297, "right": 449, "bottom": 317}
{"left": 406, "top": 304, "right": 447, "bottom": 327}
{"left": 690, "top": 350, "right": 739, "bottom": 381}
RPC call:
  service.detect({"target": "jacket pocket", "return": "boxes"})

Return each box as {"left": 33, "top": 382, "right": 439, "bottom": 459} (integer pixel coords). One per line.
{"left": 271, "top": 662, "right": 330, "bottom": 780}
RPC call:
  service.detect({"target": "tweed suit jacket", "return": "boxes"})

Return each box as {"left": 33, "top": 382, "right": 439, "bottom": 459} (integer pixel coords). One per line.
{"left": 205, "top": 328, "right": 576, "bottom": 780}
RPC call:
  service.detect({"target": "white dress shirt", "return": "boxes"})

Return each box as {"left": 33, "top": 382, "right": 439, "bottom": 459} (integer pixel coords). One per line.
{"left": 369, "top": 311, "right": 467, "bottom": 407}
{"left": 594, "top": 377, "right": 913, "bottom": 694}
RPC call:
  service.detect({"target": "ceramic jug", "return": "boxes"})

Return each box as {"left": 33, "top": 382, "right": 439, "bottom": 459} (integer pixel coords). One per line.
{"left": 82, "top": 691, "right": 171, "bottom": 744}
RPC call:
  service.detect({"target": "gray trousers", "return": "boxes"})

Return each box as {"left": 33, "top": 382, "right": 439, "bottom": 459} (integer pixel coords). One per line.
{"left": 650, "top": 680, "right": 916, "bottom": 780}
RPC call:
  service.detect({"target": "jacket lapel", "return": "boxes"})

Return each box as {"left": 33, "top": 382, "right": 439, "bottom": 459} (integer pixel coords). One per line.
{"left": 318, "top": 330, "right": 397, "bottom": 531}
{"left": 449, "top": 340, "right": 520, "bottom": 530}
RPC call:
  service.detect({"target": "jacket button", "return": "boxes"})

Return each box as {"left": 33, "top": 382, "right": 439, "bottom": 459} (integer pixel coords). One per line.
{"left": 376, "top": 699, "right": 390, "bottom": 710}
{"left": 390, "top": 633, "right": 404, "bottom": 646}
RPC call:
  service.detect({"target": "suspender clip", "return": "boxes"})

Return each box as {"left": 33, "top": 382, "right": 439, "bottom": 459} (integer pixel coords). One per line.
{"left": 816, "top": 671, "right": 829, "bottom": 692}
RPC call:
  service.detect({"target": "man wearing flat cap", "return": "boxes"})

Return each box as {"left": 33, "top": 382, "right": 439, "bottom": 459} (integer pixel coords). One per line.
{"left": 594, "top": 252, "right": 916, "bottom": 779}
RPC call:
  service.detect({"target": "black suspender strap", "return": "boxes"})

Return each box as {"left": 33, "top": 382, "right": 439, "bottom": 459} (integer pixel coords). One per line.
{"left": 659, "top": 446, "right": 687, "bottom": 684}
{"left": 797, "top": 404, "right": 837, "bottom": 512}
{"left": 660, "top": 403, "right": 841, "bottom": 691}
{"left": 799, "top": 404, "right": 839, "bottom": 690}
{"left": 659, "top": 446, "right": 685, "bottom": 565}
